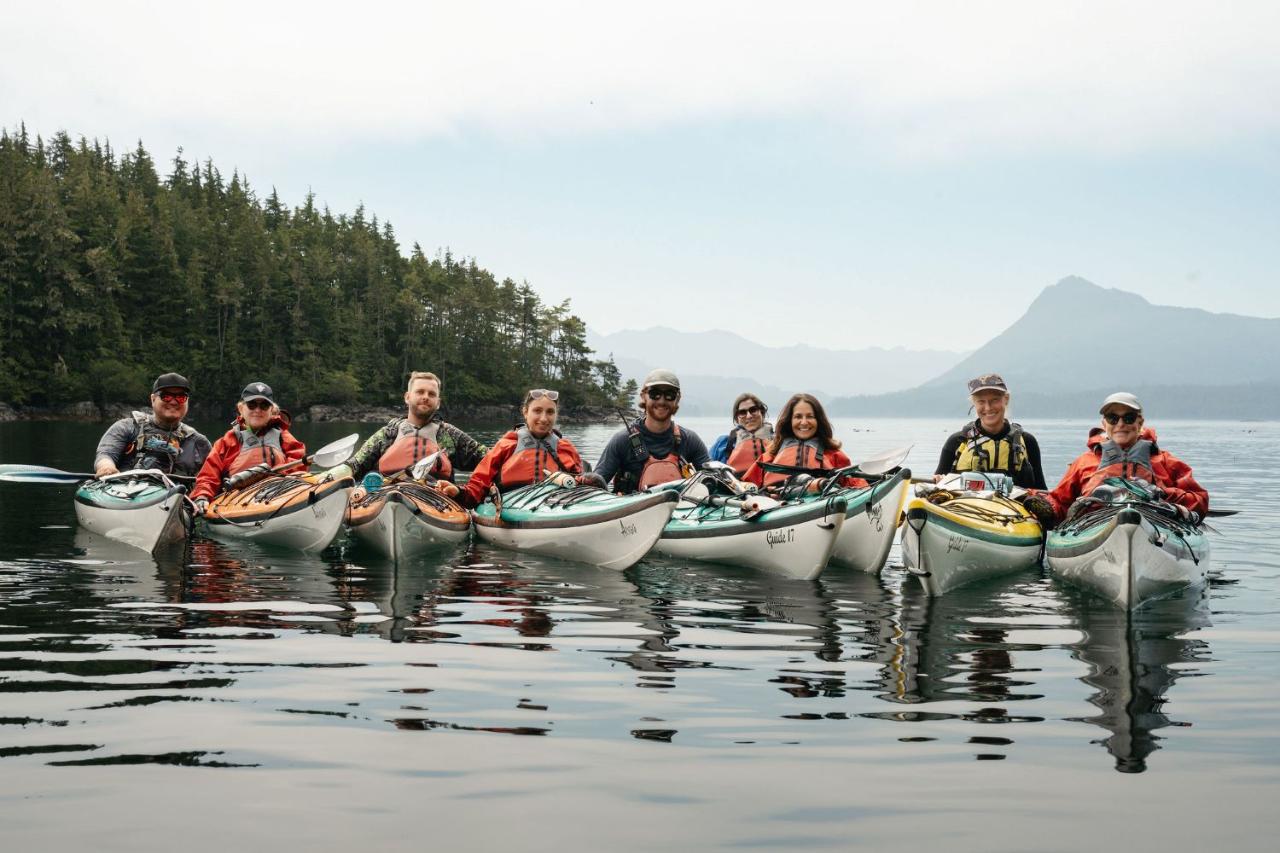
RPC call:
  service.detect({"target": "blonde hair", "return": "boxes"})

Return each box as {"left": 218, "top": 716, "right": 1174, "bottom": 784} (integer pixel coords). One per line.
{"left": 407, "top": 371, "right": 441, "bottom": 392}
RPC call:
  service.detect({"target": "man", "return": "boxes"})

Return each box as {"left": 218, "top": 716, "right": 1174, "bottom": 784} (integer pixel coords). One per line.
{"left": 342, "top": 372, "right": 488, "bottom": 497}
{"left": 1040, "top": 392, "right": 1208, "bottom": 525}
{"left": 93, "top": 372, "right": 212, "bottom": 478}
{"left": 595, "top": 368, "right": 710, "bottom": 493}
{"left": 934, "top": 373, "right": 1047, "bottom": 489}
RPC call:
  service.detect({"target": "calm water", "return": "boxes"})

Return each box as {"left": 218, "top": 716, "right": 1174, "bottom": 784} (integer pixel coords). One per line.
{"left": 1, "top": 417, "right": 1278, "bottom": 851}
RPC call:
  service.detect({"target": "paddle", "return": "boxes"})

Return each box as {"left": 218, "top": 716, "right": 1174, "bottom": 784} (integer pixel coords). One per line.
{"left": 0, "top": 464, "right": 193, "bottom": 485}
{"left": 759, "top": 443, "right": 913, "bottom": 478}
{"left": 271, "top": 433, "right": 360, "bottom": 474}
{"left": 679, "top": 467, "right": 781, "bottom": 520}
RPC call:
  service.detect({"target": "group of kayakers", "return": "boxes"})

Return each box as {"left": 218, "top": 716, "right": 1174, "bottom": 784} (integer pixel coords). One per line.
{"left": 92, "top": 367, "right": 1209, "bottom": 527}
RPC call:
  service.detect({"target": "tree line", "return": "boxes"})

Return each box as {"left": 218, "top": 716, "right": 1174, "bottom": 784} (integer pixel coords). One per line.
{"left": 0, "top": 124, "right": 634, "bottom": 415}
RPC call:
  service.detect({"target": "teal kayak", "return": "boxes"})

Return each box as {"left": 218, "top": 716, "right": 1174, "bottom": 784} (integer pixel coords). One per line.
{"left": 74, "top": 470, "right": 189, "bottom": 553}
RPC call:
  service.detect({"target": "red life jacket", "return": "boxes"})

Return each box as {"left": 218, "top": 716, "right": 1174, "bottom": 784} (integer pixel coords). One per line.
{"left": 637, "top": 424, "right": 687, "bottom": 490}
{"left": 1083, "top": 438, "right": 1158, "bottom": 495}
{"left": 763, "top": 438, "right": 831, "bottom": 488}
{"left": 726, "top": 424, "right": 772, "bottom": 477}
{"left": 227, "top": 424, "right": 286, "bottom": 475}
{"left": 496, "top": 426, "right": 572, "bottom": 490}
{"left": 378, "top": 419, "right": 453, "bottom": 480}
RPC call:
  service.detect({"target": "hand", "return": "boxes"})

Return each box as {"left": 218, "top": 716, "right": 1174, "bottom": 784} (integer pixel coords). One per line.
{"left": 932, "top": 474, "right": 944, "bottom": 484}
{"left": 434, "top": 481, "right": 460, "bottom": 498}
{"left": 806, "top": 478, "right": 827, "bottom": 494}
{"left": 1175, "top": 504, "right": 1200, "bottom": 525}
{"left": 1019, "top": 492, "right": 1058, "bottom": 528}
{"left": 95, "top": 461, "right": 119, "bottom": 477}
{"left": 576, "top": 472, "right": 607, "bottom": 489}
{"left": 192, "top": 497, "right": 209, "bottom": 516}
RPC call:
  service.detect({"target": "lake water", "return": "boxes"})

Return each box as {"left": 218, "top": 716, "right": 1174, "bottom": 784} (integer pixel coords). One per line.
{"left": 1, "top": 416, "right": 1277, "bottom": 851}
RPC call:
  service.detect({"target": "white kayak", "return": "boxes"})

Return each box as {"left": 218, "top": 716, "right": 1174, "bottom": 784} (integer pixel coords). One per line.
{"left": 346, "top": 482, "right": 471, "bottom": 561}
{"left": 73, "top": 470, "right": 190, "bottom": 553}
{"left": 827, "top": 469, "right": 912, "bottom": 572}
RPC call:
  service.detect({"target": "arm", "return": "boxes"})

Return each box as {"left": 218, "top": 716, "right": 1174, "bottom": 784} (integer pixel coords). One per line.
{"left": 460, "top": 437, "right": 515, "bottom": 507}
{"left": 1022, "top": 433, "right": 1048, "bottom": 490}
{"left": 681, "top": 430, "right": 711, "bottom": 470}
{"left": 346, "top": 424, "right": 395, "bottom": 480}
{"left": 826, "top": 449, "right": 868, "bottom": 489}
{"left": 1042, "top": 454, "right": 1089, "bottom": 519}
{"left": 190, "top": 435, "right": 238, "bottom": 501}
{"left": 93, "top": 419, "right": 135, "bottom": 476}
{"left": 558, "top": 441, "right": 585, "bottom": 476}
{"left": 710, "top": 434, "right": 731, "bottom": 464}
{"left": 442, "top": 423, "right": 488, "bottom": 472}
{"left": 1158, "top": 454, "right": 1209, "bottom": 516}
{"left": 741, "top": 453, "right": 769, "bottom": 488}
{"left": 281, "top": 430, "right": 307, "bottom": 464}
{"left": 593, "top": 432, "right": 630, "bottom": 489}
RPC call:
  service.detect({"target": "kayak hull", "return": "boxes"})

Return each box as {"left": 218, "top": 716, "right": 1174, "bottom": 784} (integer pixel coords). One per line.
{"left": 655, "top": 495, "right": 847, "bottom": 580}
{"left": 828, "top": 469, "right": 912, "bottom": 573}
{"left": 901, "top": 491, "right": 1043, "bottom": 596}
{"left": 74, "top": 472, "right": 189, "bottom": 553}
{"left": 1046, "top": 506, "right": 1209, "bottom": 609}
{"left": 473, "top": 484, "right": 677, "bottom": 570}
{"left": 347, "top": 484, "right": 470, "bottom": 561}
{"left": 203, "top": 473, "right": 354, "bottom": 553}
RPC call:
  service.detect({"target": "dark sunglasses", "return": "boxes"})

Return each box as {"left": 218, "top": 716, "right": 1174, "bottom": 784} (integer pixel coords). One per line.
{"left": 244, "top": 399, "right": 272, "bottom": 411}
{"left": 157, "top": 392, "right": 188, "bottom": 404}
{"left": 528, "top": 388, "right": 559, "bottom": 402}
{"left": 647, "top": 388, "right": 678, "bottom": 402}
{"left": 1103, "top": 412, "right": 1140, "bottom": 425}
{"left": 736, "top": 405, "right": 762, "bottom": 418}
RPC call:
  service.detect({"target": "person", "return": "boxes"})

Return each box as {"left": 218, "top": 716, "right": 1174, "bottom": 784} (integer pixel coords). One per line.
{"left": 190, "top": 382, "right": 306, "bottom": 515}
{"left": 341, "top": 372, "right": 488, "bottom": 496}
{"left": 1039, "top": 392, "right": 1209, "bottom": 526}
{"left": 742, "top": 393, "right": 868, "bottom": 493}
{"left": 934, "top": 373, "right": 1047, "bottom": 489}
{"left": 594, "top": 369, "right": 710, "bottom": 493}
{"left": 710, "top": 392, "right": 774, "bottom": 476}
{"left": 93, "top": 372, "right": 212, "bottom": 478}
{"left": 457, "top": 389, "right": 603, "bottom": 507}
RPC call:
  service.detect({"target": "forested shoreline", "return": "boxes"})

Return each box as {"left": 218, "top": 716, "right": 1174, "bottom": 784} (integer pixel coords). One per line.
{"left": 0, "top": 124, "right": 634, "bottom": 415}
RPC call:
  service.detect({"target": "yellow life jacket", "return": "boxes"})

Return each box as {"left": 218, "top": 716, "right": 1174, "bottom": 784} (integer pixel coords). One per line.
{"left": 953, "top": 421, "right": 1027, "bottom": 475}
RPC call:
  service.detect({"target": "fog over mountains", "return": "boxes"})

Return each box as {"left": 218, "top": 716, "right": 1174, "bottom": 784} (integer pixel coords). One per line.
{"left": 593, "top": 276, "right": 1280, "bottom": 418}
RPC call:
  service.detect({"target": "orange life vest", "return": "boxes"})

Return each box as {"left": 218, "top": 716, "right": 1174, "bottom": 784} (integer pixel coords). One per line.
{"left": 763, "top": 438, "right": 831, "bottom": 488}
{"left": 726, "top": 424, "right": 771, "bottom": 477}
{"left": 636, "top": 424, "right": 687, "bottom": 490}
{"left": 496, "top": 427, "right": 572, "bottom": 490}
{"left": 227, "top": 424, "right": 286, "bottom": 475}
{"left": 378, "top": 419, "right": 453, "bottom": 480}
{"left": 1082, "top": 438, "right": 1158, "bottom": 495}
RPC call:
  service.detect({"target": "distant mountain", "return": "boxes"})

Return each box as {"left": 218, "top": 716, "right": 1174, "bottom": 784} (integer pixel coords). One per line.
{"left": 588, "top": 327, "right": 965, "bottom": 416}
{"left": 830, "top": 276, "right": 1280, "bottom": 417}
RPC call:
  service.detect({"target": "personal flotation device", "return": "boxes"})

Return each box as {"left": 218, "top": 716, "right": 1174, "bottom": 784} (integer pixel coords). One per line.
{"left": 725, "top": 423, "right": 773, "bottom": 477}
{"left": 227, "top": 423, "right": 286, "bottom": 475}
{"left": 763, "top": 438, "right": 831, "bottom": 488}
{"left": 1082, "top": 438, "right": 1158, "bottom": 495}
{"left": 496, "top": 426, "right": 572, "bottom": 489}
{"left": 953, "top": 420, "right": 1029, "bottom": 476}
{"left": 377, "top": 418, "right": 453, "bottom": 479}
{"left": 620, "top": 419, "right": 690, "bottom": 491}
{"left": 122, "top": 411, "right": 197, "bottom": 473}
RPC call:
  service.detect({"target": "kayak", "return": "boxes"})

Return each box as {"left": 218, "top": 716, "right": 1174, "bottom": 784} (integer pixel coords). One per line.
{"left": 73, "top": 470, "right": 190, "bottom": 553}
{"left": 1046, "top": 499, "right": 1209, "bottom": 610}
{"left": 346, "top": 482, "right": 471, "bottom": 560}
{"left": 203, "top": 472, "right": 354, "bottom": 552}
{"left": 654, "top": 493, "right": 848, "bottom": 580}
{"left": 900, "top": 473, "right": 1044, "bottom": 596}
{"left": 472, "top": 482, "right": 678, "bottom": 570}
{"left": 826, "top": 468, "right": 912, "bottom": 572}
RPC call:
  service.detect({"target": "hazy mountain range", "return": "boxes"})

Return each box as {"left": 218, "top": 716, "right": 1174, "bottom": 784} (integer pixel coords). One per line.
{"left": 593, "top": 276, "right": 1280, "bottom": 418}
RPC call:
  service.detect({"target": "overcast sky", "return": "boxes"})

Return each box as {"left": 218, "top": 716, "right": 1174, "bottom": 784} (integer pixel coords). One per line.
{"left": 6, "top": 1, "right": 1279, "bottom": 349}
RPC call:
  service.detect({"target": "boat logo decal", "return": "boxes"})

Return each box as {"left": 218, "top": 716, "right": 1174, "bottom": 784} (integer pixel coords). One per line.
{"left": 765, "top": 528, "right": 795, "bottom": 548}
{"left": 618, "top": 520, "right": 637, "bottom": 537}
{"left": 946, "top": 535, "right": 969, "bottom": 555}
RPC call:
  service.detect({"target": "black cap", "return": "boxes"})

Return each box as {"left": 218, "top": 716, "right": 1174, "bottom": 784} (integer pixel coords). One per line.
{"left": 152, "top": 372, "right": 192, "bottom": 393}
{"left": 240, "top": 381, "right": 275, "bottom": 404}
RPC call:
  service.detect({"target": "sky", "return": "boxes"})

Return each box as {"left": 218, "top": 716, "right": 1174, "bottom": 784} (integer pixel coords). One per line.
{"left": 5, "top": 1, "right": 1280, "bottom": 350}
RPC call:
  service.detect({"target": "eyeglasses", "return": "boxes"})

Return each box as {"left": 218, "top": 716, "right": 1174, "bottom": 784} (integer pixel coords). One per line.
{"left": 528, "top": 389, "right": 559, "bottom": 402}
{"left": 1103, "top": 411, "right": 1140, "bottom": 425}
{"left": 244, "top": 399, "right": 272, "bottom": 411}
{"left": 157, "top": 392, "right": 188, "bottom": 404}
{"left": 736, "top": 405, "right": 762, "bottom": 418}
{"left": 647, "top": 388, "right": 678, "bottom": 402}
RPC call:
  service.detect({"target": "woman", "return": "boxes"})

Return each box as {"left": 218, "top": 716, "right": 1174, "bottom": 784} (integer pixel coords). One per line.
{"left": 933, "top": 373, "right": 1047, "bottom": 489}
{"left": 458, "top": 389, "right": 600, "bottom": 507}
{"left": 710, "top": 392, "right": 774, "bottom": 476}
{"left": 742, "top": 393, "right": 867, "bottom": 493}
{"left": 190, "top": 381, "right": 306, "bottom": 514}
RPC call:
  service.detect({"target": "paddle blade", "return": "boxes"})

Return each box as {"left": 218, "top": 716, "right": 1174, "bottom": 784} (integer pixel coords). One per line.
{"left": 312, "top": 433, "right": 360, "bottom": 469}
{"left": 411, "top": 451, "right": 441, "bottom": 481}
{"left": 0, "top": 469, "right": 89, "bottom": 484}
{"left": 856, "top": 444, "right": 913, "bottom": 476}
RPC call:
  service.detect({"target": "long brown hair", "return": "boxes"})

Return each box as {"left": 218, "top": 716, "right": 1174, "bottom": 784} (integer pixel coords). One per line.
{"left": 768, "top": 393, "right": 841, "bottom": 455}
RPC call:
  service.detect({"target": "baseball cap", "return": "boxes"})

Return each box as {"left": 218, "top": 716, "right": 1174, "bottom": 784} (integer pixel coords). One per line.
{"left": 240, "top": 381, "right": 275, "bottom": 404}
{"left": 642, "top": 369, "right": 680, "bottom": 391}
{"left": 967, "top": 373, "right": 1008, "bottom": 395}
{"left": 152, "top": 372, "right": 192, "bottom": 393}
{"left": 1099, "top": 392, "right": 1142, "bottom": 414}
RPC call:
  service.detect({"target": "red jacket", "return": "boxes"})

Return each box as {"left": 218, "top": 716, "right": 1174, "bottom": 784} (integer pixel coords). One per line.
{"left": 191, "top": 415, "right": 306, "bottom": 500}
{"left": 1043, "top": 427, "right": 1208, "bottom": 519}
{"left": 742, "top": 446, "right": 869, "bottom": 491}
{"left": 460, "top": 428, "right": 584, "bottom": 507}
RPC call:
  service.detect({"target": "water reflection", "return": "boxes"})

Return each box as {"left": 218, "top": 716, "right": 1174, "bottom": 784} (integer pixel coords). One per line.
{"left": 1065, "top": 585, "right": 1211, "bottom": 773}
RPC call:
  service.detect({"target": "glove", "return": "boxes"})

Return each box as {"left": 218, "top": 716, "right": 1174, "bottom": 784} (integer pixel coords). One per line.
{"left": 1175, "top": 504, "right": 1200, "bottom": 525}
{"left": 192, "top": 497, "right": 209, "bottom": 516}
{"left": 546, "top": 471, "right": 577, "bottom": 489}
{"left": 576, "top": 472, "right": 607, "bottom": 489}
{"left": 1019, "top": 492, "right": 1058, "bottom": 528}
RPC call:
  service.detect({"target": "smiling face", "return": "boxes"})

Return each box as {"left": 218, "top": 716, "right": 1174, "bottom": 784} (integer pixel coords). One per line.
{"left": 791, "top": 401, "right": 818, "bottom": 441}
{"left": 405, "top": 377, "right": 441, "bottom": 423}
{"left": 239, "top": 399, "right": 275, "bottom": 431}
{"left": 971, "top": 390, "right": 1009, "bottom": 433}
{"left": 641, "top": 385, "right": 680, "bottom": 424}
{"left": 150, "top": 388, "right": 189, "bottom": 429}
{"left": 523, "top": 396, "right": 558, "bottom": 438}
{"left": 735, "top": 397, "right": 765, "bottom": 432}
{"left": 1102, "top": 405, "right": 1144, "bottom": 448}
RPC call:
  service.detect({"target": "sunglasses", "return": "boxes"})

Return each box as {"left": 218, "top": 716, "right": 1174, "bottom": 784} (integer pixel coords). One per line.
{"left": 1103, "top": 412, "right": 1140, "bottom": 425}
{"left": 528, "top": 389, "right": 559, "bottom": 402}
{"left": 157, "top": 392, "right": 188, "bottom": 404}
{"left": 646, "top": 388, "right": 678, "bottom": 402}
{"left": 736, "top": 405, "right": 762, "bottom": 418}
{"left": 244, "top": 399, "right": 272, "bottom": 411}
